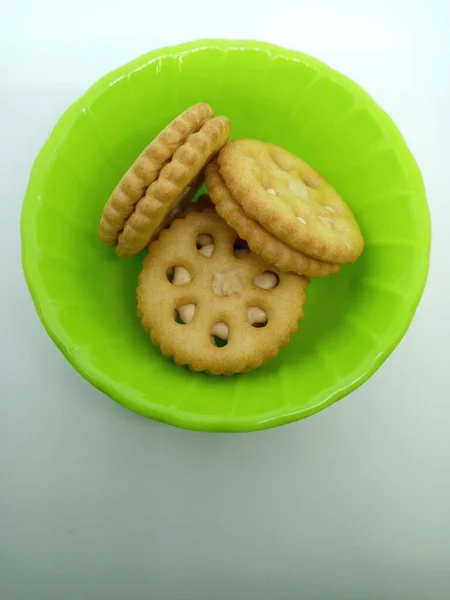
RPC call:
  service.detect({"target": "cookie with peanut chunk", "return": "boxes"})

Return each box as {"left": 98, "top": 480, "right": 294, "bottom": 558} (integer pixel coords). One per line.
{"left": 117, "top": 117, "right": 230, "bottom": 257}
{"left": 217, "top": 140, "right": 364, "bottom": 264}
{"left": 137, "top": 209, "right": 309, "bottom": 375}
{"left": 99, "top": 103, "right": 213, "bottom": 247}
{"left": 206, "top": 163, "right": 341, "bottom": 277}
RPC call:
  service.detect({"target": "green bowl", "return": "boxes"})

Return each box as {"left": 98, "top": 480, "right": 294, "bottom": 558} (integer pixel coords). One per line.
{"left": 21, "top": 39, "right": 431, "bottom": 432}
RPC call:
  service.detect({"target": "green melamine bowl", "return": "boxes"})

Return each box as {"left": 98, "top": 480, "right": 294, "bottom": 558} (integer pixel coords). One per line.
{"left": 21, "top": 39, "right": 431, "bottom": 432}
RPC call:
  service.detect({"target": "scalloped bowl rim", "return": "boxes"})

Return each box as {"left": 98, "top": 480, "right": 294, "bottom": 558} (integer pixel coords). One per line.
{"left": 21, "top": 39, "right": 431, "bottom": 432}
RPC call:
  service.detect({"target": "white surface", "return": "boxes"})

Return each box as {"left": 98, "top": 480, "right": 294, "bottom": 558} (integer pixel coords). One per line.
{"left": 1, "top": 1, "right": 449, "bottom": 598}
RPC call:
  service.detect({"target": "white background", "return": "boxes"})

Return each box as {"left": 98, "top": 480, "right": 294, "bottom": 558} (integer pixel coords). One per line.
{"left": 1, "top": 1, "right": 449, "bottom": 598}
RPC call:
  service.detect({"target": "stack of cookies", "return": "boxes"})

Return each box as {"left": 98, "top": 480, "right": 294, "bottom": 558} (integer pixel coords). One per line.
{"left": 99, "top": 103, "right": 230, "bottom": 258}
{"left": 99, "top": 103, "right": 364, "bottom": 376}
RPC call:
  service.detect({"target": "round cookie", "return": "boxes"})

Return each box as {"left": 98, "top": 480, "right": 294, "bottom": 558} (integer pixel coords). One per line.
{"left": 117, "top": 117, "right": 230, "bottom": 258}
{"left": 205, "top": 163, "right": 341, "bottom": 277}
{"left": 99, "top": 103, "right": 213, "bottom": 246}
{"left": 137, "top": 209, "right": 309, "bottom": 375}
{"left": 217, "top": 139, "right": 364, "bottom": 264}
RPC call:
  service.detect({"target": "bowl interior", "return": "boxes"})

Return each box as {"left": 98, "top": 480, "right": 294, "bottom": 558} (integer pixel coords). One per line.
{"left": 22, "top": 40, "right": 430, "bottom": 431}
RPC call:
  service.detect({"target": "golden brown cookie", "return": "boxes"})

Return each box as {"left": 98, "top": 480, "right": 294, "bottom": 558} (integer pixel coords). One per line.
{"left": 99, "top": 103, "right": 213, "bottom": 246}
{"left": 137, "top": 209, "right": 309, "bottom": 375}
{"left": 218, "top": 140, "right": 364, "bottom": 264}
{"left": 206, "top": 163, "right": 341, "bottom": 277}
{"left": 117, "top": 117, "right": 230, "bottom": 258}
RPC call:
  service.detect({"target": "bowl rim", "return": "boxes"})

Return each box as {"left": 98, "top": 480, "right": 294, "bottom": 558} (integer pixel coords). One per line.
{"left": 21, "top": 38, "right": 431, "bottom": 432}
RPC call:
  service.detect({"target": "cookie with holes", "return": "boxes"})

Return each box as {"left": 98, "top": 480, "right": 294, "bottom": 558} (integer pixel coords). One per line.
{"left": 217, "top": 139, "right": 364, "bottom": 265}
{"left": 137, "top": 209, "right": 309, "bottom": 375}
{"left": 117, "top": 116, "right": 230, "bottom": 258}
{"left": 206, "top": 163, "right": 341, "bottom": 277}
{"left": 99, "top": 103, "right": 214, "bottom": 247}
